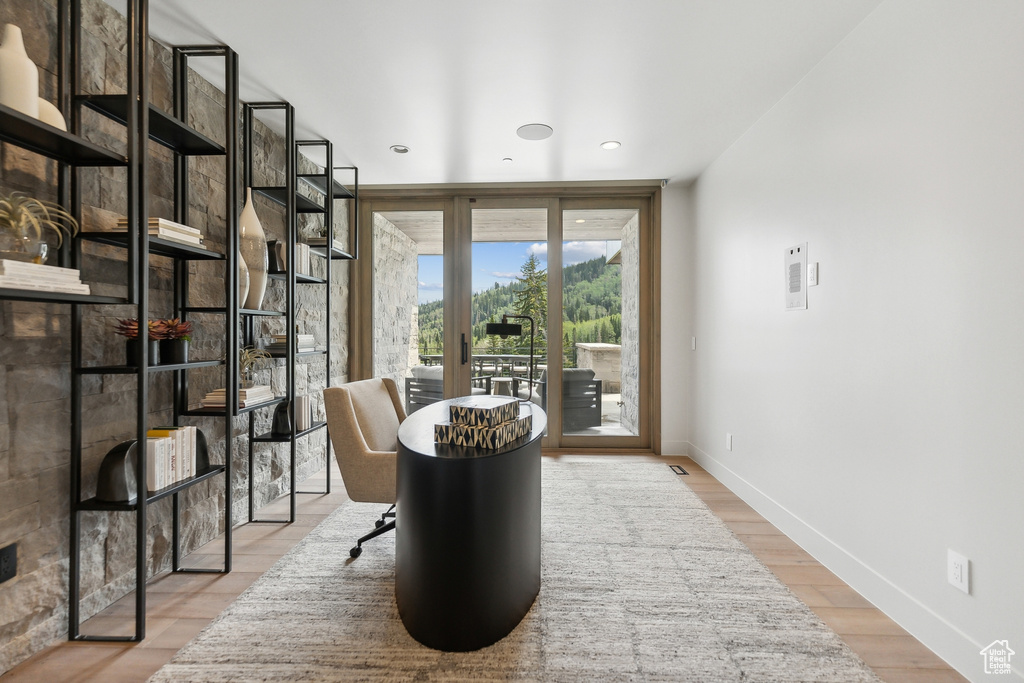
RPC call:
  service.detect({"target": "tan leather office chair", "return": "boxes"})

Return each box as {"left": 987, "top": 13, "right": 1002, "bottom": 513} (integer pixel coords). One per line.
{"left": 323, "top": 377, "right": 407, "bottom": 558}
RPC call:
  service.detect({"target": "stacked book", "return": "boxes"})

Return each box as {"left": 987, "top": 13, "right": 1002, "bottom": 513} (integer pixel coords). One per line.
{"left": 306, "top": 236, "right": 345, "bottom": 252}
{"left": 200, "top": 385, "right": 275, "bottom": 408}
{"left": 0, "top": 260, "right": 91, "bottom": 294}
{"left": 117, "top": 216, "right": 205, "bottom": 248}
{"left": 145, "top": 425, "right": 198, "bottom": 491}
{"left": 265, "top": 333, "right": 316, "bottom": 354}
{"left": 434, "top": 396, "right": 533, "bottom": 450}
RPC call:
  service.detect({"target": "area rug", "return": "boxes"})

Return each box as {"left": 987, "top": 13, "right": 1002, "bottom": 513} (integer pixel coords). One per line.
{"left": 149, "top": 461, "right": 880, "bottom": 682}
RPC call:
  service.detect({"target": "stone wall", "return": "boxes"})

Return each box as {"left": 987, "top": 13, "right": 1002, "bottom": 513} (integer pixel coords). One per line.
{"left": 0, "top": 0, "right": 347, "bottom": 672}
{"left": 576, "top": 343, "right": 621, "bottom": 393}
{"left": 619, "top": 213, "right": 640, "bottom": 435}
{"left": 371, "top": 214, "right": 418, "bottom": 395}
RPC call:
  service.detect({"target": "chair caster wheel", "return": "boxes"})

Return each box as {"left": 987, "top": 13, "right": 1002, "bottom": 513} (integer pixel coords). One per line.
{"left": 375, "top": 519, "right": 385, "bottom": 528}
{"left": 350, "top": 546, "right": 362, "bottom": 558}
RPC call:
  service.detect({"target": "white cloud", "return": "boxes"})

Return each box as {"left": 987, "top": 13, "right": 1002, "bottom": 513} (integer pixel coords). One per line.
{"left": 562, "top": 241, "right": 608, "bottom": 265}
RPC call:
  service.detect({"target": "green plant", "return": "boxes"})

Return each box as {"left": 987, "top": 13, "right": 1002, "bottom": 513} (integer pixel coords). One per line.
{"left": 239, "top": 345, "right": 271, "bottom": 381}
{"left": 0, "top": 192, "right": 79, "bottom": 247}
{"left": 153, "top": 318, "right": 193, "bottom": 342}
{"left": 114, "top": 318, "right": 162, "bottom": 341}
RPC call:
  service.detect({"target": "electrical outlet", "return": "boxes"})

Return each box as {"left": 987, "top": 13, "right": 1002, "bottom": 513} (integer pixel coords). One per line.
{"left": 948, "top": 549, "right": 969, "bottom": 594}
{"left": 0, "top": 543, "right": 16, "bottom": 584}
{"left": 726, "top": 433, "right": 733, "bottom": 451}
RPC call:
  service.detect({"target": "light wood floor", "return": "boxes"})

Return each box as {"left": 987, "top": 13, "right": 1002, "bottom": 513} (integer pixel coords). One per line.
{"left": 1, "top": 455, "right": 967, "bottom": 683}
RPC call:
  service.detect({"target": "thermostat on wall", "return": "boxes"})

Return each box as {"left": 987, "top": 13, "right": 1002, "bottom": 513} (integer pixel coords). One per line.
{"left": 785, "top": 243, "right": 807, "bottom": 310}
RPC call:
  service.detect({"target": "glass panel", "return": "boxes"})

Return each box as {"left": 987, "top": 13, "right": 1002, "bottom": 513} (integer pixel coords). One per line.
{"left": 371, "top": 210, "right": 443, "bottom": 414}
{"left": 562, "top": 208, "right": 639, "bottom": 437}
{"left": 470, "top": 208, "right": 547, "bottom": 419}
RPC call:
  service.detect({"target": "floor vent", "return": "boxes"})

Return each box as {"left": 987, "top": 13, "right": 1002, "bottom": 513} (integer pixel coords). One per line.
{"left": 669, "top": 465, "right": 688, "bottom": 475}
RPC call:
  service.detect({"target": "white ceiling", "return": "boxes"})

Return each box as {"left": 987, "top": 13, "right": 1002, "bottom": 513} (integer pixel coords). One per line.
{"left": 146, "top": 0, "right": 882, "bottom": 186}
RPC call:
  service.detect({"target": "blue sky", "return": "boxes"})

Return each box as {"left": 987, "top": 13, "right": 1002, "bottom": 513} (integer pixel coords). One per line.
{"left": 417, "top": 240, "right": 618, "bottom": 304}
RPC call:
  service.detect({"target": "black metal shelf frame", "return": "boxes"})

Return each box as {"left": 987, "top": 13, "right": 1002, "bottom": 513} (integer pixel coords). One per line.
{"left": 66, "top": 0, "right": 240, "bottom": 642}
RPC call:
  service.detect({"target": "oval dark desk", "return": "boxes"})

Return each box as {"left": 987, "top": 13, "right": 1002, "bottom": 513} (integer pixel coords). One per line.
{"left": 395, "top": 398, "right": 546, "bottom": 652}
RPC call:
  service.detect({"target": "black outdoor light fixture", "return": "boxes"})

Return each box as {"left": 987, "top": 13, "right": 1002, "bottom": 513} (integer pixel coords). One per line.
{"left": 485, "top": 314, "right": 536, "bottom": 400}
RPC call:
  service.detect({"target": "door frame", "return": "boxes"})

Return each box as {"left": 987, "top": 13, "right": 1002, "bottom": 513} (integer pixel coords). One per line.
{"left": 355, "top": 181, "right": 662, "bottom": 453}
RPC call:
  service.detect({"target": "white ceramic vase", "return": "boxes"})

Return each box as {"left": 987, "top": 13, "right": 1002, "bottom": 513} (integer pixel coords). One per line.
{"left": 0, "top": 24, "right": 40, "bottom": 118}
{"left": 239, "top": 188, "right": 267, "bottom": 310}
{"left": 37, "top": 98, "right": 66, "bottom": 130}
{"left": 238, "top": 250, "right": 250, "bottom": 308}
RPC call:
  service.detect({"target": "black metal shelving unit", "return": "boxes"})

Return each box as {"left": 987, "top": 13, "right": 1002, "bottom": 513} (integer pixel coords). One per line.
{"left": 60, "top": 0, "right": 240, "bottom": 641}
{"left": 239, "top": 110, "right": 358, "bottom": 523}
{"left": 242, "top": 101, "right": 299, "bottom": 523}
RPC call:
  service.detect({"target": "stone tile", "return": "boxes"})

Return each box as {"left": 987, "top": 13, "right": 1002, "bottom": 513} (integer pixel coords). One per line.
{"left": 0, "top": 476, "right": 39, "bottom": 517}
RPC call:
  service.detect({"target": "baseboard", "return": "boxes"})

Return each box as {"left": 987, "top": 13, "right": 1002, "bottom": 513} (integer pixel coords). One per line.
{"left": 685, "top": 442, "right": 1011, "bottom": 683}
{"left": 659, "top": 439, "right": 689, "bottom": 456}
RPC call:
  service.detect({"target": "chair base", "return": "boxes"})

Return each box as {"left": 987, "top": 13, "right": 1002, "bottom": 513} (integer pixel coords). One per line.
{"left": 350, "top": 505, "right": 396, "bottom": 558}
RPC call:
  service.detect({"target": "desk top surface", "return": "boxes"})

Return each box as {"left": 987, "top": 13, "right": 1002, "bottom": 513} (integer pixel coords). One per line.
{"left": 398, "top": 397, "right": 546, "bottom": 460}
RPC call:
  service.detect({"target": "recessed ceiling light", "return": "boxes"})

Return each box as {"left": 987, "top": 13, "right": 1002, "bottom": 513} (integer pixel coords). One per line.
{"left": 600, "top": 140, "right": 621, "bottom": 150}
{"left": 517, "top": 123, "right": 553, "bottom": 141}
{"left": 575, "top": 219, "right": 586, "bottom": 224}
{"left": 502, "top": 157, "right": 513, "bottom": 163}
{"left": 390, "top": 144, "right": 409, "bottom": 154}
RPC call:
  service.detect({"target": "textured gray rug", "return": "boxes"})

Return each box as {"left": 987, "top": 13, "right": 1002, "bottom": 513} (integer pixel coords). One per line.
{"left": 149, "top": 461, "right": 880, "bottom": 682}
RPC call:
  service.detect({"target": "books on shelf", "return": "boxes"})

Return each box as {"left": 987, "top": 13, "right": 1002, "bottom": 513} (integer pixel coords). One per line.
{"left": 268, "top": 240, "right": 311, "bottom": 276}
{"left": 0, "top": 259, "right": 91, "bottom": 295}
{"left": 306, "top": 237, "right": 345, "bottom": 252}
{"left": 200, "top": 384, "right": 275, "bottom": 408}
{"left": 116, "top": 216, "right": 206, "bottom": 248}
{"left": 145, "top": 425, "right": 198, "bottom": 491}
{"left": 265, "top": 333, "right": 316, "bottom": 354}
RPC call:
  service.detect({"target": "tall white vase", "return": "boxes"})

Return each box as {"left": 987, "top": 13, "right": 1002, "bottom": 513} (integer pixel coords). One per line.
{"left": 0, "top": 24, "right": 40, "bottom": 118}
{"left": 238, "top": 250, "right": 250, "bottom": 309}
{"left": 239, "top": 188, "right": 268, "bottom": 310}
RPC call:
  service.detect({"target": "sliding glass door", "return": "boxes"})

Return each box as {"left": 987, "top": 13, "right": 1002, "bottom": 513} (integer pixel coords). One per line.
{"left": 359, "top": 189, "right": 656, "bottom": 450}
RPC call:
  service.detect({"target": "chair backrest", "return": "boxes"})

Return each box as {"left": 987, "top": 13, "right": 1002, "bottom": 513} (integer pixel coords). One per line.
{"left": 323, "top": 378, "right": 406, "bottom": 503}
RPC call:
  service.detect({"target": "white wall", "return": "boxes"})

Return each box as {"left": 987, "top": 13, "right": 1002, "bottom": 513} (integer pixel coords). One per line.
{"left": 675, "top": 1, "right": 1024, "bottom": 680}
{"left": 659, "top": 181, "right": 693, "bottom": 455}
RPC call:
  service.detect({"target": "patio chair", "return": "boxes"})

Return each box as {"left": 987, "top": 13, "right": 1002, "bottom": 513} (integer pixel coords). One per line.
{"left": 514, "top": 368, "right": 602, "bottom": 431}
{"left": 404, "top": 365, "right": 492, "bottom": 413}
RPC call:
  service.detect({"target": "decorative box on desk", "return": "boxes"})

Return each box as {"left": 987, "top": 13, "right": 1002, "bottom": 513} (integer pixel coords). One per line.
{"left": 434, "top": 396, "right": 532, "bottom": 450}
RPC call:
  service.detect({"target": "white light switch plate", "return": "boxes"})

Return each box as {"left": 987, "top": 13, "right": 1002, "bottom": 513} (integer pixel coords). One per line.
{"left": 807, "top": 262, "right": 819, "bottom": 286}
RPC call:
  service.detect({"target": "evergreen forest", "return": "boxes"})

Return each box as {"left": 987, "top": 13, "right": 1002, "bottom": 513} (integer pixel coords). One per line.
{"left": 416, "top": 255, "right": 622, "bottom": 366}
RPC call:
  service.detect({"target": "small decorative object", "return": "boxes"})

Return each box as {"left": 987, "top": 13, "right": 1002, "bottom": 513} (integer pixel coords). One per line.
{"left": 36, "top": 98, "right": 66, "bottom": 130}
{"left": 0, "top": 24, "right": 40, "bottom": 118}
{"left": 238, "top": 249, "right": 250, "bottom": 307}
{"left": 271, "top": 400, "right": 291, "bottom": 436}
{"left": 154, "top": 317, "right": 192, "bottom": 365}
{"left": 434, "top": 397, "right": 532, "bottom": 450}
{"left": 295, "top": 394, "right": 312, "bottom": 431}
{"left": 239, "top": 188, "right": 267, "bottom": 310}
{"left": 95, "top": 440, "right": 139, "bottom": 504}
{"left": 238, "top": 345, "right": 271, "bottom": 388}
{"left": 267, "top": 239, "right": 286, "bottom": 273}
{"left": 0, "top": 192, "right": 78, "bottom": 264}
{"left": 114, "top": 318, "right": 162, "bottom": 366}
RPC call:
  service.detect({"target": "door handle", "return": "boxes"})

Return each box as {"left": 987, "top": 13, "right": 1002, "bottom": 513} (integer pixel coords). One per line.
{"left": 461, "top": 334, "right": 468, "bottom": 365}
